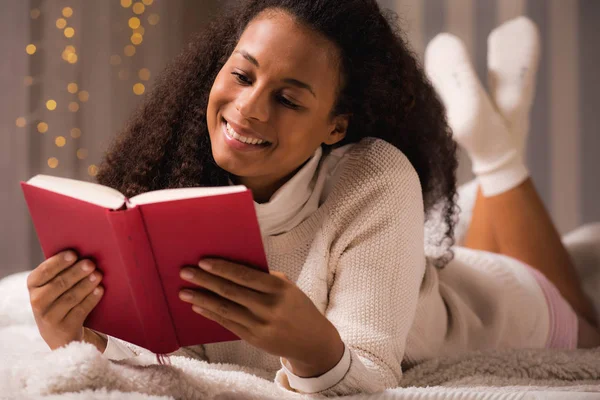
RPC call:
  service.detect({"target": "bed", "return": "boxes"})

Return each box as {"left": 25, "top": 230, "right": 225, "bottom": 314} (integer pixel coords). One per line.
{"left": 1, "top": 180, "right": 599, "bottom": 399}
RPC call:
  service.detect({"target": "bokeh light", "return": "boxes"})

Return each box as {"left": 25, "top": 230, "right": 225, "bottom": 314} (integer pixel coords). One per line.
{"left": 16, "top": 117, "right": 27, "bottom": 128}
{"left": 64, "top": 27, "right": 75, "bottom": 38}
{"left": 68, "top": 102, "right": 80, "bottom": 112}
{"left": 133, "top": 83, "right": 145, "bottom": 95}
{"left": 26, "top": 44, "right": 36, "bottom": 55}
{"left": 48, "top": 158, "right": 59, "bottom": 168}
{"left": 78, "top": 91, "right": 90, "bottom": 102}
{"left": 55, "top": 136, "right": 66, "bottom": 147}
{"left": 37, "top": 122, "right": 48, "bottom": 133}
{"left": 67, "top": 82, "right": 78, "bottom": 94}
{"left": 77, "top": 148, "right": 88, "bottom": 160}
{"left": 128, "top": 17, "right": 141, "bottom": 29}
{"left": 88, "top": 165, "right": 99, "bottom": 177}
{"left": 138, "top": 68, "right": 151, "bottom": 81}
{"left": 46, "top": 100, "right": 57, "bottom": 111}
{"left": 132, "top": 2, "right": 145, "bottom": 15}
{"left": 124, "top": 45, "right": 136, "bottom": 57}
{"left": 148, "top": 14, "right": 160, "bottom": 25}
{"left": 62, "top": 7, "right": 73, "bottom": 18}
{"left": 70, "top": 128, "right": 82, "bottom": 138}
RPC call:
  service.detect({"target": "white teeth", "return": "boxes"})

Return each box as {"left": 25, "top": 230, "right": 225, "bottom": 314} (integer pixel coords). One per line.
{"left": 225, "top": 122, "right": 267, "bottom": 145}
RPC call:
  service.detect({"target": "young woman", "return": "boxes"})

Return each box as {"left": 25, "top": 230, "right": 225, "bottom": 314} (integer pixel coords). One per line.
{"left": 26, "top": 0, "right": 599, "bottom": 397}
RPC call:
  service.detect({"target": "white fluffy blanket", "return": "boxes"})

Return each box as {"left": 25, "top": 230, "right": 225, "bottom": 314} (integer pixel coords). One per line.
{"left": 1, "top": 181, "right": 600, "bottom": 400}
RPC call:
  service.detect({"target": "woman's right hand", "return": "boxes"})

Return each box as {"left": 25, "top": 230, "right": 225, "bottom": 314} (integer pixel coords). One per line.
{"left": 27, "top": 250, "right": 106, "bottom": 351}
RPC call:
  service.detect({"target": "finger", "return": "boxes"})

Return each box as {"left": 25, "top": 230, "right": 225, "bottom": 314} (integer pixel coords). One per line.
{"left": 198, "top": 259, "right": 283, "bottom": 294}
{"left": 180, "top": 267, "right": 270, "bottom": 312}
{"left": 190, "top": 303, "right": 251, "bottom": 340}
{"left": 28, "top": 250, "right": 78, "bottom": 289}
{"left": 180, "top": 289, "right": 263, "bottom": 328}
{"left": 45, "top": 270, "right": 103, "bottom": 323}
{"left": 30, "top": 259, "right": 96, "bottom": 314}
{"left": 63, "top": 285, "right": 104, "bottom": 328}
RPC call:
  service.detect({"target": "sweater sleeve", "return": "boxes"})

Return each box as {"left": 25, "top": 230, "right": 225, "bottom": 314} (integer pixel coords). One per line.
{"left": 100, "top": 333, "right": 208, "bottom": 362}
{"left": 275, "top": 139, "right": 426, "bottom": 396}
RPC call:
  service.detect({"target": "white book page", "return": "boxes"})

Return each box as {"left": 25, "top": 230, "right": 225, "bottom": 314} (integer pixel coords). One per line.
{"left": 26, "top": 174, "right": 126, "bottom": 210}
{"left": 128, "top": 186, "right": 248, "bottom": 206}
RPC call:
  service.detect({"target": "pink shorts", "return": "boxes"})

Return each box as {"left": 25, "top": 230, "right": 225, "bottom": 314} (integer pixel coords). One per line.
{"left": 524, "top": 265, "right": 579, "bottom": 349}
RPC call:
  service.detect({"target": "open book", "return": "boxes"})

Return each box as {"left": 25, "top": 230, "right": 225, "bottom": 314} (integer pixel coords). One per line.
{"left": 20, "top": 175, "right": 268, "bottom": 354}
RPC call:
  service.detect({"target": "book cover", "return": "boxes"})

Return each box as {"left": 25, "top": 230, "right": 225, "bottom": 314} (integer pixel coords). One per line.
{"left": 21, "top": 178, "right": 268, "bottom": 354}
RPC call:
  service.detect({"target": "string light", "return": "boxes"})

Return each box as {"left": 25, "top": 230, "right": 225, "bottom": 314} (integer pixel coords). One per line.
{"left": 24, "top": 76, "right": 34, "bottom": 86}
{"left": 68, "top": 102, "right": 80, "bottom": 112}
{"left": 133, "top": 26, "right": 145, "bottom": 35}
{"left": 124, "top": 45, "right": 136, "bottom": 57}
{"left": 128, "top": 17, "right": 141, "bottom": 29}
{"left": 142, "top": 0, "right": 153, "bottom": 5}
{"left": 26, "top": 44, "right": 37, "bottom": 55}
{"left": 37, "top": 122, "right": 49, "bottom": 133}
{"left": 67, "top": 82, "right": 78, "bottom": 93}
{"left": 56, "top": 18, "right": 67, "bottom": 29}
{"left": 131, "top": 33, "right": 143, "bottom": 45}
{"left": 78, "top": 91, "right": 89, "bottom": 102}
{"left": 67, "top": 53, "right": 78, "bottom": 64}
{"left": 30, "top": 9, "right": 41, "bottom": 19}
{"left": 48, "top": 158, "right": 59, "bottom": 168}
{"left": 62, "top": 7, "right": 73, "bottom": 18}
{"left": 133, "top": 83, "right": 145, "bottom": 95}
{"left": 55, "top": 136, "right": 66, "bottom": 147}
{"left": 64, "top": 27, "right": 75, "bottom": 38}
{"left": 15, "top": 117, "right": 27, "bottom": 128}
{"left": 132, "top": 2, "right": 145, "bottom": 15}
{"left": 46, "top": 100, "right": 57, "bottom": 110}
{"left": 121, "top": 0, "right": 133, "bottom": 8}
{"left": 77, "top": 148, "right": 88, "bottom": 160}
{"left": 148, "top": 14, "right": 159, "bottom": 25}
{"left": 138, "top": 68, "right": 151, "bottom": 81}
{"left": 70, "top": 128, "right": 81, "bottom": 138}
{"left": 88, "top": 165, "right": 98, "bottom": 177}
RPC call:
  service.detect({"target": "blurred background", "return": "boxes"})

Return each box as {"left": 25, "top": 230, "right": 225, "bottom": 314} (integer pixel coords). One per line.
{"left": 1, "top": 0, "right": 599, "bottom": 279}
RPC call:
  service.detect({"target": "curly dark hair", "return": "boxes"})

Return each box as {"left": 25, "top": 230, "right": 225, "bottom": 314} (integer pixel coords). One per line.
{"left": 96, "top": 0, "right": 458, "bottom": 267}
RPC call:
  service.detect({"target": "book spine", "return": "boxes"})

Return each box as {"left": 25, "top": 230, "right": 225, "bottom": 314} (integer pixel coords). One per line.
{"left": 107, "top": 207, "right": 179, "bottom": 354}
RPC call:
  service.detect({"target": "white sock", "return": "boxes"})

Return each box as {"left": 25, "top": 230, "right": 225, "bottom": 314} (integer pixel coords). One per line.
{"left": 488, "top": 16, "right": 541, "bottom": 159}
{"left": 425, "top": 33, "right": 528, "bottom": 197}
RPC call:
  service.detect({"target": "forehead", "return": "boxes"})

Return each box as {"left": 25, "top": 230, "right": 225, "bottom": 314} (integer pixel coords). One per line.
{"left": 235, "top": 11, "right": 340, "bottom": 93}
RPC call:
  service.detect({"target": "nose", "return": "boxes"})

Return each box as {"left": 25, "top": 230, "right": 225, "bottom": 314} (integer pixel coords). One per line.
{"left": 235, "top": 86, "right": 269, "bottom": 122}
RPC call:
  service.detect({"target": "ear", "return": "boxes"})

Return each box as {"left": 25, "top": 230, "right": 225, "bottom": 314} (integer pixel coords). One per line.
{"left": 323, "top": 114, "right": 350, "bottom": 146}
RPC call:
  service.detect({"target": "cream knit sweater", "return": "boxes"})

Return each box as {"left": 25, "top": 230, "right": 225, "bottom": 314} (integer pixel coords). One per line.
{"left": 103, "top": 138, "right": 555, "bottom": 397}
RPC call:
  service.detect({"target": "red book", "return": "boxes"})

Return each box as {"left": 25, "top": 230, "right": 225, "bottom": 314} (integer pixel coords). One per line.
{"left": 20, "top": 174, "right": 268, "bottom": 355}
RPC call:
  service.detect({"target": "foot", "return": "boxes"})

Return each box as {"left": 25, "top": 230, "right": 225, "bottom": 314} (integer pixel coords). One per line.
{"left": 425, "top": 33, "right": 528, "bottom": 197}
{"left": 488, "top": 16, "right": 541, "bottom": 159}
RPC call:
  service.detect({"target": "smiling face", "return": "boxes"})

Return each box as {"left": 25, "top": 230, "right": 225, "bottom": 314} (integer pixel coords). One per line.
{"left": 206, "top": 10, "right": 348, "bottom": 202}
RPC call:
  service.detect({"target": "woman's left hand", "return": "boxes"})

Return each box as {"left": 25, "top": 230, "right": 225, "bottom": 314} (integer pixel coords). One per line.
{"left": 179, "top": 258, "right": 344, "bottom": 377}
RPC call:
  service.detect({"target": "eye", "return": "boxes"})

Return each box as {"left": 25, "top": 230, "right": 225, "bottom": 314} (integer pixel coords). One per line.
{"left": 231, "top": 72, "right": 251, "bottom": 85}
{"left": 277, "top": 95, "right": 300, "bottom": 110}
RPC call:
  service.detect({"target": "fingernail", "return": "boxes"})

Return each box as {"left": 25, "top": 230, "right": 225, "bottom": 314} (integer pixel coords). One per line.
{"left": 82, "top": 261, "right": 94, "bottom": 272}
{"left": 64, "top": 251, "right": 75, "bottom": 262}
{"left": 179, "top": 290, "right": 193, "bottom": 301}
{"left": 180, "top": 269, "right": 194, "bottom": 280}
{"left": 93, "top": 286, "right": 103, "bottom": 296}
{"left": 89, "top": 273, "right": 97, "bottom": 282}
{"left": 198, "top": 261, "right": 211, "bottom": 271}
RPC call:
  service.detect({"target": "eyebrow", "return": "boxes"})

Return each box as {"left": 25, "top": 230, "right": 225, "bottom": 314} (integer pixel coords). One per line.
{"left": 233, "top": 50, "right": 317, "bottom": 98}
